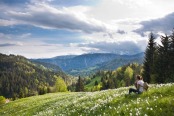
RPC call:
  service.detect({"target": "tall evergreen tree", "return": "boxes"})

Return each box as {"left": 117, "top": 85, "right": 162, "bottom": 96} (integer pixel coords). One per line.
{"left": 143, "top": 32, "right": 156, "bottom": 83}
{"left": 169, "top": 30, "right": 174, "bottom": 81}
{"left": 107, "top": 78, "right": 115, "bottom": 89}
{"left": 75, "top": 76, "right": 84, "bottom": 92}
{"left": 94, "top": 80, "right": 98, "bottom": 86}
{"left": 155, "top": 35, "right": 170, "bottom": 83}
{"left": 101, "top": 77, "right": 107, "bottom": 90}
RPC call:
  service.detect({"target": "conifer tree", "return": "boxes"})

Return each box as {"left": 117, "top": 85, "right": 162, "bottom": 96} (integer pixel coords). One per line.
{"left": 94, "top": 80, "right": 98, "bottom": 86}
{"left": 155, "top": 35, "right": 170, "bottom": 83}
{"left": 75, "top": 76, "right": 84, "bottom": 92}
{"left": 142, "top": 32, "right": 156, "bottom": 83}
{"left": 107, "top": 78, "right": 115, "bottom": 89}
{"left": 101, "top": 77, "right": 107, "bottom": 90}
{"left": 169, "top": 30, "right": 174, "bottom": 81}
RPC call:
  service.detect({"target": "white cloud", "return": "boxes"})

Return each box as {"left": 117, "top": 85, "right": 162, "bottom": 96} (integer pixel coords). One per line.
{"left": 20, "top": 33, "right": 32, "bottom": 39}
{"left": 0, "top": 43, "right": 16, "bottom": 47}
{"left": 77, "top": 39, "right": 147, "bottom": 55}
{"left": 0, "top": 32, "right": 31, "bottom": 40}
{"left": 1, "top": 0, "right": 174, "bottom": 58}
{"left": 0, "top": 19, "right": 19, "bottom": 26}
{"left": 0, "top": 42, "right": 23, "bottom": 47}
{"left": 0, "top": 34, "right": 24, "bottom": 50}
{"left": 0, "top": 41, "right": 86, "bottom": 58}
{"left": 117, "top": 0, "right": 152, "bottom": 8}
{"left": 0, "top": 33, "right": 86, "bottom": 58}
{"left": 87, "top": 0, "right": 174, "bottom": 22}
{"left": 2, "top": 3, "right": 112, "bottom": 34}
{"left": 135, "top": 12, "right": 174, "bottom": 34}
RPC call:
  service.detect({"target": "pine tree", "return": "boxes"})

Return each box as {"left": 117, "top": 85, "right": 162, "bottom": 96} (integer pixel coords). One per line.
{"left": 107, "top": 78, "right": 115, "bottom": 89}
{"left": 155, "top": 35, "right": 170, "bottom": 83}
{"left": 75, "top": 76, "right": 84, "bottom": 92}
{"left": 94, "top": 80, "right": 98, "bottom": 86}
{"left": 168, "top": 30, "right": 174, "bottom": 81}
{"left": 143, "top": 32, "right": 156, "bottom": 83}
{"left": 101, "top": 77, "right": 107, "bottom": 90}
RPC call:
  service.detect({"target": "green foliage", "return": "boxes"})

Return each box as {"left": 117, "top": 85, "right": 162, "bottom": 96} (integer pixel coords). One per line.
{"left": 143, "top": 30, "right": 174, "bottom": 83}
{"left": 142, "top": 32, "right": 156, "bottom": 83}
{"left": 0, "top": 83, "right": 174, "bottom": 115}
{"left": 76, "top": 76, "right": 84, "bottom": 92}
{"left": 85, "top": 63, "right": 143, "bottom": 91}
{"left": 85, "top": 76, "right": 101, "bottom": 91}
{"left": 54, "top": 76, "right": 67, "bottom": 92}
{"left": 91, "top": 84, "right": 102, "bottom": 91}
{"left": 124, "top": 66, "right": 133, "bottom": 79}
{"left": 0, "top": 96, "right": 6, "bottom": 105}
{"left": 0, "top": 53, "right": 70, "bottom": 99}
{"left": 155, "top": 35, "right": 172, "bottom": 83}
{"left": 124, "top": 66, "right": 133, "bottom": 86}
{"left": 94, "top": 80, "right": 98, "bottom": 86}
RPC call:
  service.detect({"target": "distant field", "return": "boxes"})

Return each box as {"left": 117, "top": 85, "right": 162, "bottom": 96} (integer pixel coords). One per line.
{"left": 0, "top": 83, "right": 174, "bottom": 116}
{"left": 85, "top": 76, "right": 101, "bottom": 90}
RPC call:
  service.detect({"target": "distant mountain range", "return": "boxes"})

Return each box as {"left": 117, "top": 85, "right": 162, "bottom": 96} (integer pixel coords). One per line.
{"left": 33, "top": 53, "right": 144, "bottom": 76}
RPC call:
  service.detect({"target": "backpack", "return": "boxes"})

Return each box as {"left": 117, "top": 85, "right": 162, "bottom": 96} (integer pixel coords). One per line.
{"left": 143, "top": 82, "right": 149, "bottom": 91}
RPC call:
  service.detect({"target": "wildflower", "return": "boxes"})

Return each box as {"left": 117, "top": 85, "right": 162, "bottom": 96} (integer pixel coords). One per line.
{"left": 146, "top": 100, "right": 149, "bottom": 105}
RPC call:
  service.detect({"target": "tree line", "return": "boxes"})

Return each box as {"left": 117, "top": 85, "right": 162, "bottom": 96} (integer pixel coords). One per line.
{"left": 81, "top": 63, "right": 143, "bottom": 91}
{"left": 143, "top": 30, "right": 174, "bottom": 83}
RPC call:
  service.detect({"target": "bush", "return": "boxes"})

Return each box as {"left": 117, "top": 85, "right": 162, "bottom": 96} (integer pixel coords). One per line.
{"left": 0, "top": 96, "right": 6, "bottom": 105}
{"left": 54, "top": 76, "right": 67, "bottom": 92}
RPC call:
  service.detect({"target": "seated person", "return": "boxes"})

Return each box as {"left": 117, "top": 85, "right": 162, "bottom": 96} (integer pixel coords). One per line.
{"left": 129, "top": 75, "right": 144, "bottom": 94}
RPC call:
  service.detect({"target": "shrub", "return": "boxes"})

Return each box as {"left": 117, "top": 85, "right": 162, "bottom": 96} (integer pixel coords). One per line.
{"left": 0, "top": 96, "right": 6, "bottom": 105}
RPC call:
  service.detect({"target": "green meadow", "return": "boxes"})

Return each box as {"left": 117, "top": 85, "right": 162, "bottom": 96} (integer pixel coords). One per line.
{"left": 0, "top": 83, "right": 174, "bottom": 116}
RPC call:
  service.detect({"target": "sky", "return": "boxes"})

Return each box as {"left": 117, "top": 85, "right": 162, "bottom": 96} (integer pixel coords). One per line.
{"left": 0, "top": 0, "right": 174, "bottom": 58}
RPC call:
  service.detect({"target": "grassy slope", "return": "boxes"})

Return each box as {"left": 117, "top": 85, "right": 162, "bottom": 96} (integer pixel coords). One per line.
{"left": 0, "top": 83, "right": 174, "bottom": 116}
{"left": 85, "top": 76, "right": 101, "bottom": 90}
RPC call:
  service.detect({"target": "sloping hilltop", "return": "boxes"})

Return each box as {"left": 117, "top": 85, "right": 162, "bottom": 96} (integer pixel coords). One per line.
{"left": 0, "top": 83, "right": 174, "bottom": 116}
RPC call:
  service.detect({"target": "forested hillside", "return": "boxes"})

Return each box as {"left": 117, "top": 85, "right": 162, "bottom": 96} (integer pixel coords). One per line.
{"left": 85, "top": 63, "right": 143, "bottom": 91}
{"left": 0, "top": 54, "right": 70, "bottom": 99}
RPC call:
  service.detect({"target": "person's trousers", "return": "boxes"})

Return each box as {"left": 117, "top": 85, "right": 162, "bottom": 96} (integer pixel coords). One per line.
{"left": 129, "top": 88, "right": 141, "bottom": 94}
